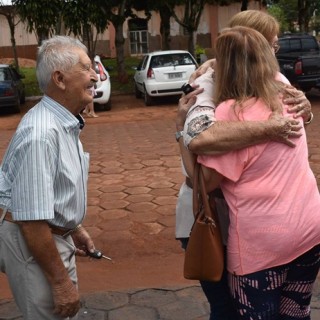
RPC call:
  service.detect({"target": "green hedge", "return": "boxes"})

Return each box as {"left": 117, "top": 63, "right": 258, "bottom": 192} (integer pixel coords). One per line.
{"left": 21, "top": 57, "right": 142, "bottom": 97}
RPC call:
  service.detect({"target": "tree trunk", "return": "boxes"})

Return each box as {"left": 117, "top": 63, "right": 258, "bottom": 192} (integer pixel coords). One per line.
{"left": 241, "top": 0, "right": 248, "bottom": 11}
{"left": 298, "top": 0, "right": 306, "bottom": 32}
{"left": 188, "top": 30, "right": 196, "bottom": 58}
{"left": 159, "top": 6, "right": 171, "bottom": 50}
{"left": 7, "top": 15, "right": 19, "bottom": 71}
{"left": 114, "top": 22, "right": 128, "bottom": 83}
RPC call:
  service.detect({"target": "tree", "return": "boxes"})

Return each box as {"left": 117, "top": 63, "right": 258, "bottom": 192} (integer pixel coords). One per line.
{"left": 267, "top": 0, "right": 320, "bottom": 33}
{"left": 267, "top": 5, "right": 289, "bottom": 32}
{"left": 164, "top": 0, "right": 207, "bottom": 57}
{"left": 297, "top": 0, "right": 320, "bottom": 32}
{"left": 0, "top": 1, "right": 20, "bottom": 70}
{"left": 12, "top": 0, "right": 61, "bottom": 44}
{"left": 100, "top": 0, "right": 151, "bottom": 83}
{"left": 163, "top": 0, "right": 249, "bottom": 57}
{"left": 62, "top": 0, "right": 109, "bottom": 59}
{"left": 13, "top": 0, "right": 110, "bottom": 59}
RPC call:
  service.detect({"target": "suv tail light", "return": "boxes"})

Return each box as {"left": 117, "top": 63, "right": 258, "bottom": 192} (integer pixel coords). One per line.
{"left": 97, "top": 63, "right": 107, "bottom": 81}
{"left": 4, "top": 88, "right": 14, "bottom": 96}
{"left": 147, "top": 68, "right": 154, "bottom": 79}
{"left": 294, "top": 60, "right": 302, "bottom": 75}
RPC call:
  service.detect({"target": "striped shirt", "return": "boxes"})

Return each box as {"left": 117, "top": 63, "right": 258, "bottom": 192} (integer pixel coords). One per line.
{"left": 0, "top": 95, "right": 89, "bottom": 228}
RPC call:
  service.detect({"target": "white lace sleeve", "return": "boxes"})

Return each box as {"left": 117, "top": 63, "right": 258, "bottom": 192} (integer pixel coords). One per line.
{"left": 183, "top": 68, "right": 217, "bottom": 147}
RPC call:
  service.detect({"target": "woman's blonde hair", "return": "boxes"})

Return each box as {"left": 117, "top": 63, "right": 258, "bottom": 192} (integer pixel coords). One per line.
{"left": 214, "top": 26, "right": 283, "bottom": 114}
{"left": 228, "top": 10, "right": 279, "bottom": 45}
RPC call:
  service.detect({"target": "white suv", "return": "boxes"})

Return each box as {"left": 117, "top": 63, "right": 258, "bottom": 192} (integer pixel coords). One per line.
{"left": 134, "top": 50, "right": 198, "bottom": 106}
{"left": 93, "top": 55, "right": 111, "bottom": 110}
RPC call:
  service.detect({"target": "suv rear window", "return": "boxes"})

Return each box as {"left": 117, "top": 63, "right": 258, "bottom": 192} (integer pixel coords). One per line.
{"left": 150, "top": 53, "right": 195, "bottom": 68}
{"left": 278, "top": 36, "right": 319, "bottom": 54}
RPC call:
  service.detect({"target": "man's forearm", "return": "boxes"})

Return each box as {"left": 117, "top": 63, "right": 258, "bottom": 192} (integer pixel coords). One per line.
{"left": 20, "top": 221, "right": 70, "bottom": 285}
{"left": 189, "top": 119, "right": 298, "bottom": 155}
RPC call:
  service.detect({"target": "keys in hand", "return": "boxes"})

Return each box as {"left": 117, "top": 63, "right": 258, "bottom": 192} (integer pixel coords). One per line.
{"left": 87, "top": 249, "right": 112, "bottom": 261}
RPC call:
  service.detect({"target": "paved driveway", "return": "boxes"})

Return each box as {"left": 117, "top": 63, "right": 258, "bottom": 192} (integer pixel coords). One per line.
{"left": 0, "top": 91, "right": 320, "bottom": 318}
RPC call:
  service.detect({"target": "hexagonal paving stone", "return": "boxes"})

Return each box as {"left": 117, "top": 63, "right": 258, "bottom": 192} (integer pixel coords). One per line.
{"left": 99, "top": 192, "right": 128, "bottom": 201}
{"left": 125, "top": 187, "right": 151, "bottom": 195}
{"left": 84, "top": 292, "right": 128, "bottom": 311}
{"left": 152, "top": 196, "right": 178, "bottom": 206}
{"left": 121, "top": 163, "right": 145, "bottom": 170}
{"left": 158, "top": 298, "right": 208, "bottom": 320}
{"left": 99, "top": 185, "right": 126, "bottom": 193}
{"left": 100, "top": 167, "right": 124, "bottom": 174}
{"left": 126, "top": 194, "right": 154, "bottom": 203}
{"left": 109, "top": 305, "right": 158, "bottom": 320}
{"left": 78, "top": 308, "right": 105, "bottom": 320}
{"left": 156, "top": 204, "right": 176, "bottom": 216}
{"left": 100, "top": 200, "right": 129, "bottom": 210}
{"left": 126, "top": 202, "right": 158, "bottom": 213}
{"left": 141, "top": 159, "right": 164, "bottom": 166}
{"left": 98, "top": 218, "right": 132, "bottom": 232}
{"left": 150, "top": 188, "right": 177, "bottom": 196}
{"left": 131, "top": 288, "right": 177, "bottom": 307}
{"left": 129, "top": 211, "right": 160, "bottom": 223}
{"left": 148, "top": 181, "right": 174, "bottom": 189}
{"left": 99, "top": 209, "right": 129, "bottom": 220}
{"left": 99, "top": 160, "right": 122, "bottom": 168}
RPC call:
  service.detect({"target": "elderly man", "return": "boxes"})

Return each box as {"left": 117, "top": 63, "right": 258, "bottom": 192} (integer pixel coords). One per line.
{"left": 0, "top": 36, "right": 97, "bottom": 319}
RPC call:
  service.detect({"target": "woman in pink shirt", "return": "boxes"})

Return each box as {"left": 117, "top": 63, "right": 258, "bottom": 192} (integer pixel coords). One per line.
{"left": 195, "top": 26, "right": 320, "bottom": 319}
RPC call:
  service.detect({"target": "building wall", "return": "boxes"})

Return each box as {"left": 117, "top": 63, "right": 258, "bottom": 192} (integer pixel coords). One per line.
{"left": 0, "top": 2, "right": 265, "bottom": 60}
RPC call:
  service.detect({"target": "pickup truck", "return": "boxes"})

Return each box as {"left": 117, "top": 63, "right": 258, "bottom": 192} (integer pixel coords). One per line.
{"left": 276, "top": 33, "right": 320, "bottom": 92}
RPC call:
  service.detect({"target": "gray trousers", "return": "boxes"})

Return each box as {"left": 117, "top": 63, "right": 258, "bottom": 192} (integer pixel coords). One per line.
{"left": 0, "top": 220, "right": 78, "bottom": 320}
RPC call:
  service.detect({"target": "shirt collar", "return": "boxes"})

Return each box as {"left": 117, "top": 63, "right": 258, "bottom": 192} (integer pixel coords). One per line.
{"left": 42, "top": 95, "right": 85, "bottom": 131}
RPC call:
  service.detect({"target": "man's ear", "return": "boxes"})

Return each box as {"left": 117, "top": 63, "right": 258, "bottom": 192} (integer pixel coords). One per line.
{"left": 52, "top": 70, "right": 66, "bottom": 90}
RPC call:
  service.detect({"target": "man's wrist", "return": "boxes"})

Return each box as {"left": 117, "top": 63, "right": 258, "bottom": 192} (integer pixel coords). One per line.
{"left": 176, "top": 122, "right": 184, "bottom": 131}
{"left": 175, "top": 130, "right": 184, "bottom": 142}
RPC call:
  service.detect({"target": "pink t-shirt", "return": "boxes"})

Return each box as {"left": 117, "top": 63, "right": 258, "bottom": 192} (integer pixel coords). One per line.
{"left": 198, "top": 96, "right": 320, "bottom": 275}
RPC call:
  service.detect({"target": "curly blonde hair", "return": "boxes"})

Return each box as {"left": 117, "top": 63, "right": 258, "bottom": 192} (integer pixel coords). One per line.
{"left": 228, "top": 10, "right": 279, "bottom": 45}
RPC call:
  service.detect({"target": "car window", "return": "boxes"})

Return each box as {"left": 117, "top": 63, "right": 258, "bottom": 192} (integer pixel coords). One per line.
{"left": 150, "top": 53, "right": 195, "bottom": 68}
{"left": 136, "top": 56, "right": 148, "bottom": 71}
{"left": 0, "top": 68, "right": 12, "bottom": 81}
{"left": 290, "top": 39, "right": 301, "bottom": 51}
{"left": 301, "top": 38, "right": 319, "bottom": 52}
{"left": 141, "top": 56, "right": 149, "bottom": 69}
{"left": 278, "top": 39, "right": 290, "bottom": 53}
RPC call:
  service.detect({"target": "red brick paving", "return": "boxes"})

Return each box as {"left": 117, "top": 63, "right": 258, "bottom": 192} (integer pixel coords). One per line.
{"left": 1, "top": 91, "right": 320, "bottom": 313}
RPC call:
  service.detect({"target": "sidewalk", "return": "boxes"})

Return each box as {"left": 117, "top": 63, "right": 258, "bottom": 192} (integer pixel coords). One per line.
{"left": 0, "top": 283, "right": 319, "bottom": 319}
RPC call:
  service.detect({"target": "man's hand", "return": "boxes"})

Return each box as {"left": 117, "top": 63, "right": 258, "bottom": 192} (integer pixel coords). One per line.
{"left": 72, "top": 225, "right": 95, "bottom": 257}
{"left": 189, "top": 59, "right": 216, "bottom": 83}
{"left": 268, "top": 113, "right": 302, "bottom": 147}
{"left": 52, "top": 278, "right": 80, "bottom": 318}
{"left": 176, "top": 87, "right": 203, "bottom": 130}
{"left": 283, "top": 86, "right": 312, "bottom": 123}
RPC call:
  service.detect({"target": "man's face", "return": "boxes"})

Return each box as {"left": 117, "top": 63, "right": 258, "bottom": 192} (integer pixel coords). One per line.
{"left": 62, "top": 49, "right": 98, "bottom": 112}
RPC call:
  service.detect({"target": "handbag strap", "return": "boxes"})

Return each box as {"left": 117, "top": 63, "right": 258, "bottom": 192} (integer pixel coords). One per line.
{"left": 193, "top": 162, "right": 217, "bottom": 225}
{"left": 192, "top": 162, "right": 200, "bottom": 216}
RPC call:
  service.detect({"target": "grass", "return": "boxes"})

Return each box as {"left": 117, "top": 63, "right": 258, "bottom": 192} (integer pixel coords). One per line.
{"left": 102, "top": 56, "right": 140, "bottom": 94}
{"left": 20, "top": 67, "right": 42, "bottom": 97}
{"left": 20, "top": 57, "right": 142, "bottom": 97}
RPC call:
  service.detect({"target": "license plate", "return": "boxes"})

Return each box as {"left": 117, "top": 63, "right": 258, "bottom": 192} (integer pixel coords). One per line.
{"left": 168, "top": 72, "right": 182, "bottom": 79}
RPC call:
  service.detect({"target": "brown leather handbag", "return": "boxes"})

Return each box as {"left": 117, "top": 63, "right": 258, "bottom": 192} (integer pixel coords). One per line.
{"left": 183, "top": 162, "right": 224, "bottom": 282}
